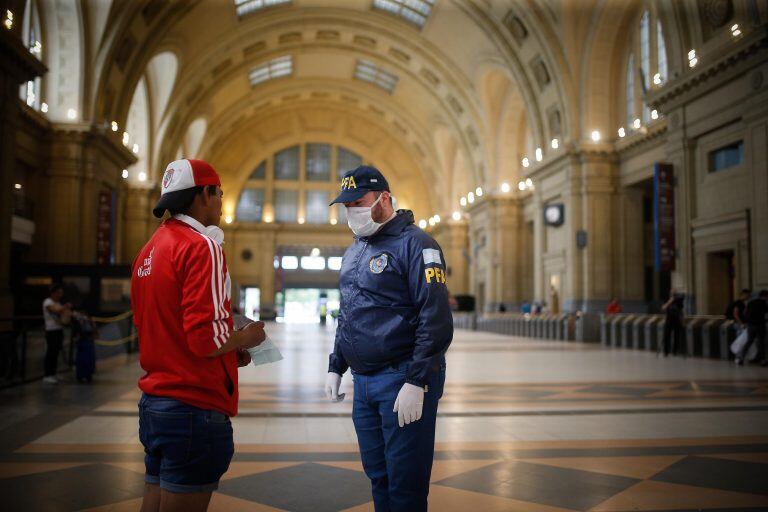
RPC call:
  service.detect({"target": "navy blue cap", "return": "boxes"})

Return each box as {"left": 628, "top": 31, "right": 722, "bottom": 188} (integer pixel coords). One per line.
{"left": 329, "top": 165, "right": 390, "bottom": 205}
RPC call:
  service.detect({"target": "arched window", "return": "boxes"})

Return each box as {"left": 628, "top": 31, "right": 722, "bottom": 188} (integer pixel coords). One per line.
{"left": 623, "top": 6, "right": 668, "bottom": 134}
{"left": 235, "top": 144, "right": 367, "bottom": 225}
{"left": 19, "top": 0, "right": 43, "bottom": 110}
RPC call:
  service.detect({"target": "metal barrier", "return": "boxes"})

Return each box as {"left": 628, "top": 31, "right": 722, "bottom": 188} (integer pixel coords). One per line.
{"left": 452, "top": 312, "right": 578, "bottom": 342}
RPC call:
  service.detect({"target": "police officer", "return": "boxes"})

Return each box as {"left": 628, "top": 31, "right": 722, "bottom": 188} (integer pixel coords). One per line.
{"left": 324, "top": 166, "right": 453, "bottom": 512}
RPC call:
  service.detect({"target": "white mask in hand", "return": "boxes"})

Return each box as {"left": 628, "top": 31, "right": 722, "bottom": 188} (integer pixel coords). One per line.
{"left": 347, "top": 193, "right": 384, "bottom": 237}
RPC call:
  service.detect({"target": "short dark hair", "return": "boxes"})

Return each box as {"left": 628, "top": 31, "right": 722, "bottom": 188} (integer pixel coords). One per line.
{"left": 50, "top": 284, "right": 63, "bottom": 294}
{"left": 168, "top": 185, "right": 218, "bottom": 216}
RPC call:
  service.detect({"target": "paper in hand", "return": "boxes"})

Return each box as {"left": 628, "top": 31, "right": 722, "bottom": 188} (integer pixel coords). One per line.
{"left": 233, "top": 314, "right": 284, "bottom": 367}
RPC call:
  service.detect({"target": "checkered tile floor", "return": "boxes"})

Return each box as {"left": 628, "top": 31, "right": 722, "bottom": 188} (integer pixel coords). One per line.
{"left": 1, "top": 324, "right": 767, "bottom": 511}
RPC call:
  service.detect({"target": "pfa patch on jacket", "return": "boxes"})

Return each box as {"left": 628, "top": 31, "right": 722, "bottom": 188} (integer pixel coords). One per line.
{"left": 369, "top": 253, "right": 389, "bottom": 274}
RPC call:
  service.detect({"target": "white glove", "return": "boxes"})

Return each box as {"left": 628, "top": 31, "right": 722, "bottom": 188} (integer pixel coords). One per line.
{"left": 393, "top": 383, "right": 424, "bottom": 427}
{"left": 325, "top": 372, "right": 345, "bottom": 402}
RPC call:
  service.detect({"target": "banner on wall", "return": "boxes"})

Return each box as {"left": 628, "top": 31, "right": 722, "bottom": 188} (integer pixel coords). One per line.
{"left": 97, "top": 190, "right": 115, "bottom": 265}
{"left": 653, "top": 163, "right": 675, "bottom": 272}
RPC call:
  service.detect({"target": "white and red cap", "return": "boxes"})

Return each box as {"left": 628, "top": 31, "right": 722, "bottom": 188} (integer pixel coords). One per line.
{"left": 153, "top": 159, "right": 221, "bottom": 218}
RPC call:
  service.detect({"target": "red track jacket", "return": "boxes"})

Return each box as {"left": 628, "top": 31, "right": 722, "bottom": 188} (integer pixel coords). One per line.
{"left": 131, "top": 217, "right": 238, "bottom": 416}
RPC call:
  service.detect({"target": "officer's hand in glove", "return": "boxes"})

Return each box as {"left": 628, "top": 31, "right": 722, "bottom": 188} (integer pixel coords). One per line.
{"left": 325, "top": 372, "right": 345, "bottom": 402}
{"left": 393, "top": 383, "right": 424, "bottom": 427}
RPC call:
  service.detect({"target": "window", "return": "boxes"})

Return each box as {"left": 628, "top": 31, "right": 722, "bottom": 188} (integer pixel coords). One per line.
{"left": 336, "top": 203, "right": 348, "bottom": 225}
{"left": 249, "top": 161, "right": 266, "bottom": 180}
{"left": 235, "top": 0, "right": 290, "bottom": 18}
{"left": 623, "top": 7, "right": 668, "bottom": 133}
{"left": 300, "top": 256, "right": 325, "bottom": 270}
{"left": 274, "top": 189, "right": 298, "bottom": 223}
{"left": 709, "top": 141, "right": 744, "bottom": 173}
{"left": 355, "top": 60, "right": 399, "bottom": 93}
{"left": 275, "top": 146, "right": 299, "bottom": 180}
{"left": 235, "top": 188, "right": 265, "bottom": 222}
{"left": 337, "top": 147, "right": 363, "bottom": 179}
{"left": 327, "top": 257, "right": 343, "bottom": 271}
{"left": 626, "top": 53, "right": 635, "bottom": 126}
{"left": 373, "top": 0, "right": 434, "bottom": 27}
{"left": 281, "top": 256, "right": 298, "bottom": 270}
{"left": 249, "top": 56, "right": 292, "bottom": 86}
{"left": 305, "top": 191, "right": 329, "bottom": 224}
{"left": 19, "top": 0, "right": 42, "bottom": 110}
{"left": 305, "top": 143, "right": 331, "bottom": 181}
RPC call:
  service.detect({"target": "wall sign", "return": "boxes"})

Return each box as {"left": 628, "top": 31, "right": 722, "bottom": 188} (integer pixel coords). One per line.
{"left": 653, "top": 163, "right": 676, "bottom": 272}
{"left": 96, "top": 190, "right": 115, "bottom": 265}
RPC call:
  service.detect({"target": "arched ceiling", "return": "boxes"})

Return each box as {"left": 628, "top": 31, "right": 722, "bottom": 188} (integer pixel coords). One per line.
{"left": 88, "top": 0, "right": 575, "bottom": 216}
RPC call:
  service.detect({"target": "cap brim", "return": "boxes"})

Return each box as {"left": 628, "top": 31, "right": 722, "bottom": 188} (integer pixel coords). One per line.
{"left": 329, "top": 188, "right": 369, "bottom": 206}
{"left": 152, "top": 188, "right": 199, "bottom": 218}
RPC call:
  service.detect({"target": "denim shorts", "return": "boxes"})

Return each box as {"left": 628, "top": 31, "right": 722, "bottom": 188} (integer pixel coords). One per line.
{"left": 138, "top": 394, "right": 234, "bottom": 493}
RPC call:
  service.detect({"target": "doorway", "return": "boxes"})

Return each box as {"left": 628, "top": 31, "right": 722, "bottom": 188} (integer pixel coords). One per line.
{"left": 277, "top": 288, "right": 341, "bottom": 323}
{"left": 706, "top": 250, "right": 735, "bottom": 316}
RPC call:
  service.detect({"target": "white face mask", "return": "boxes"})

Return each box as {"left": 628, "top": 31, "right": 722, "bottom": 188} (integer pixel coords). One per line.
{"left": 347, "top": 194, "right": 384, "bottom": 237}
{"left": 203, "top": 225, "right": 225, "bottom": 246}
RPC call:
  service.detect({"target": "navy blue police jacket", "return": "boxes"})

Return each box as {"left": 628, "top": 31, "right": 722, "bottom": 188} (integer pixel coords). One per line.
{"left": 328, "top": 210, "right": 453, "bottom": 387}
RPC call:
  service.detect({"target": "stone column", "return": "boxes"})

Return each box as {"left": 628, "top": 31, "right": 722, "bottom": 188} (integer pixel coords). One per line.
{"left": 42, "top": 126, "right": 135, "bottom": 263}
{"left": 123, "top": 186, "right": 156, "bottom": 263}
{"left": 577, "top": 149, "right": 618, "bottom": 312}
{"left": 433, "top": 221, "right": 469, "bottom": 295}
{"left": 0, "top": 24, "right": 46, "bottom": 320}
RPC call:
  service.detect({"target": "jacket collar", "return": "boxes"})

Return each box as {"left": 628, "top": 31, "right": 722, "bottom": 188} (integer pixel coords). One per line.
{"left": 172, "top": 213, "right": 206, "bottom": 234}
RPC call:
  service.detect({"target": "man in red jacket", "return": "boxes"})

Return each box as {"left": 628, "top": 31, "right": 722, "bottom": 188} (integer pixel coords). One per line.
{"left": 131, "top": 159, "right": 265, "bottom": 512}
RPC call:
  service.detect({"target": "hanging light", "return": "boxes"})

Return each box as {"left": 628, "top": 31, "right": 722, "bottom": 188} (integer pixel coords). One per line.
{"left": 138, "top": 172, "right": 147, "bottom": 182}
{"left": 460, "top": 196, "right": 467, "bottom": 207}
{"left": 535, "top": 148, "right": 543, "bottom": 162}
{"left": 525, "top": 178, "right": 533, "bottom": 188}
{"left": 225, "top": 215, "right": 233, "bottom": 224}
{"left": 111, "top": 121, "right": 119, "bottom": 132}
{"left": 518, "top": 181, "right": 526, "bottom": 191}
{"left": 501, "top": 182, "right": 510, "bottom": 193}
{"left": 475, "top": 187, "right": 483, "bottom": 197}
{"left": 4, "top": 10, "right": 13, "bottom": 30}
{"left": 551, "top": 138, "right": 559, "bottom": 149}
{"left": 591, "top": 130, "right": 601, "bottom": 142}
{"left": 522, "top": 157, "right": 530, "bottom": 168}
{"left": 67, "top": 108, "right": 77, "bottom": 120}
{"left": 330, "top": 218, "right": 338, "bottom": 225}
{"left": 452, "top": 211, "right": 461, "bottom": 221}
{"left": 428, "top": 218, "right": 436, "bottom": 226}
{"left": 121, "top": 169, "right": 128, "bottom": 179}
{"left": 132, "top": 143, "right": 140, "bottom": 154}
{"left": 14, "top": 183, "right": 22, "bottom": 190}
{"left": 298, "top": 217, "right": 305, "bottom": 225}
{"left": 651, "top": 109, "right": 659, "bottom": 120}
{"left": 618, "top": 127, "right": 626, "bottom": 138}
{"left": 122, "top": 132, "right": 130, "bottom": 146}
{"left": 731, "top": 24, "right": 741, "bottom": 37}
{"left": 434, "top": 214, "right": 441, "bottom": 223}
{"left": 633, "top": 118, "right": 641, "bottom": 129}
{"left": 653, "top": 73, "right": 662, "bottom": 85}
{"left": 41, "top": 102, "right": 48, "bottom": 113}
{"left": 467, "top": 192, "right": 475, "bottom": 204}
{"left": 419, "top": 219, "right": 427, "bottom": 229}
{"left": 311, "top": 247, "right": 320, "bottom": 257}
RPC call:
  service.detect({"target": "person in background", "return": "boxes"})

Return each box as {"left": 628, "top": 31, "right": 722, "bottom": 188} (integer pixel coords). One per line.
{"left": 521, "top": 300, "right": 532, "bottom": 315}
{"left": 736, "top": 289, "right": 768, "bottom": 366}
{"left": 606, "top": 297, "right": 623, "bottom": 315}
{"left": 726, "top": 289, "right": 751, "bottom": 327}
{"left": 498, "top": 303, "right": 507, "bottom": 313}
{"left": 661, "top": 289, "right": 685, "bottom": 357}
{"left": 42, "top": 284, "right": 72, "bottom": 384}
{"left": 549, "top": 286, "right": 560, "bottom": 314}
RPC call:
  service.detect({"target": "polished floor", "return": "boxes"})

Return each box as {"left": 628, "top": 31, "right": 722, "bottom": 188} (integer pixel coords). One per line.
{"left": 1, "top": 323, "right": 768, "bottom": 511}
